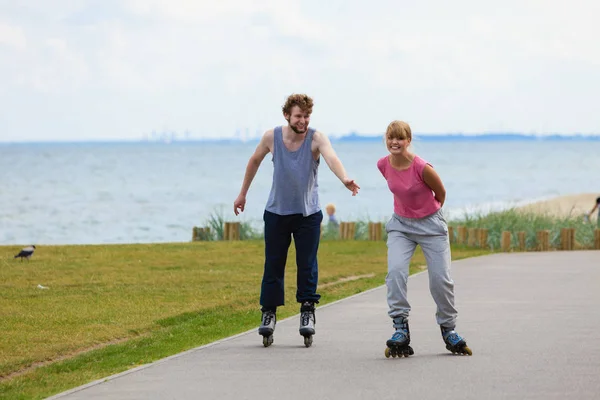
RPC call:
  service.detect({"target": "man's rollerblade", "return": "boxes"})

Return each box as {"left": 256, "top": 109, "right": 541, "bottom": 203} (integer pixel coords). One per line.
{"left": 385, "top": 316, "right": 414, "bottom": 358}
{"left": 299, "top": 302, "right": 315, "bottom": 347}
{"left": 441, "top": 326, "right": 472, "bottom": 355}
{"left": 258, "top": 309, "right": 276, "bottom": 347}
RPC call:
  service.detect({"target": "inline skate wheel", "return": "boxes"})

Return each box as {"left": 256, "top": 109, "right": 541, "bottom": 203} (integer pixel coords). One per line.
{"left": 303, "top": 336, "right": 313, "bottom": 347}
{"left": 263, "top": 335, "right": 273, "bottom": 347}
{"left": 385, "top": 346, "right": 413, "bottom": 358}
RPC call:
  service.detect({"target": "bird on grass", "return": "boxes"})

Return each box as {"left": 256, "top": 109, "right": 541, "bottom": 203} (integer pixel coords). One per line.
{"left": 14, "top": 245, "right": 36, "bottom": 261}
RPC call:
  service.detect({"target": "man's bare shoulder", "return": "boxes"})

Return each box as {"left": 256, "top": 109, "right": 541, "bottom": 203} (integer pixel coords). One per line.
{"left": 261, "top": 129, "right": 275, "bottom": 143}
{"left": 256, "top": 129, "right": 275, "bottom": 153}
{"left": 312, "top": 129, "right": 332, "bottom": 145}
{"left": 257, "top": 128, "right": 273, "bottom": 141}
{"left": 311, "top": 129, "right": 323, "bottom": 140}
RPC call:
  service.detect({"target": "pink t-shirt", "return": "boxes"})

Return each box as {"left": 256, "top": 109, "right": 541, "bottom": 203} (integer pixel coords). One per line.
{"left": 377, "top": 155, "right": 441, "bottom": 218}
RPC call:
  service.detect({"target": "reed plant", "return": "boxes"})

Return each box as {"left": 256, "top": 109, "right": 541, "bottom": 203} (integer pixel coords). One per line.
{"left": 321, "top": 222, "right": 339, "bottom": 240}
{"left": 321, "top": 219, "right": 376, "bottom": 241}
{"left": 199, "top": 207, "right": 597, "bottom": 250}
{"left": 205, "top": 214, "right": 388, "bottom": 242}
{"left": 203, "top": 209, "right": 261, "bottom": 240}
{"left": 449, "top": 208, "right": 597, "bottom": 250}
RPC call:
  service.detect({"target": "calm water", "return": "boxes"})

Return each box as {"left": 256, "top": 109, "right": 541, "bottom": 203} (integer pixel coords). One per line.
{"left": 1, "top": 139, "right": 599, "bottom": 245}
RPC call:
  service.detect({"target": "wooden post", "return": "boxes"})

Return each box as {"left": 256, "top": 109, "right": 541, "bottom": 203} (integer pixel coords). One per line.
{"left": 560, "top": 228, "right": 568, "bottom": 250}
{"left": 192, "top": 227, "right": 211, "bottom": 241}
{"left": 537, "top": 230, "right": 550, "bottom": 251}
{"left": 223, "top": 222, "right": 229, "bottom": 240}
{"left": 233, "top": 222, "right": 240, "bottom": 240}
{"left": 561, "top": 228, "right": 575, "bottom": 250}
{"left": 518, "top": 231, "right": 526, "bottom": 251}
{"left": 501, "top": 231, "right": 511, "bottom": 252}
{"left": 339, "top": 222, "right": 356, "bottom": 240}
{"left": 457, "top": 226, "right": 467, "bottom": 245}
{"left": 368, "top": 222, "right": 382, "bottom": 241}
{"left": 478, "top": 229, "right": 488, "bottom": 249}
{"left": 595, "top": 229, "right": 600, "bottom": 250}
{"left": 201, "top": 227, "right": 211, "bottom": 240}
{"left": 467, "top": 228, "right": 477, "bottom": 247}
{"left": 347, "top": 222, "right": 356, "bottom": 240}
{"left": 448, "top": 226, "right": 454, "bottom": 244}
{"left": 224, "top": 222, "right": 240, "bottom": 240}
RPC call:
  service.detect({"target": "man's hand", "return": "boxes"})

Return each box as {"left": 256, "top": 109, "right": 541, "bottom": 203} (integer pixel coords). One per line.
{"left": 343, "top": 178, "right": 360, "bottom": 196}
{"left": 234, "top": 194, "right": 246, "bottom": 215}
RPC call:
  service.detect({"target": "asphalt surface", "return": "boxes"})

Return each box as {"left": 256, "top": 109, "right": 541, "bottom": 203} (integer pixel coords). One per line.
{"left": 49, "top": 251, "right": 600, "bottom": 400}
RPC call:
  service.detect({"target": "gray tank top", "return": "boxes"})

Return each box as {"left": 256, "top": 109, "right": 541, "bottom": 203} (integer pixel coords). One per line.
{"left": 265, "top": 126, "right": 320, "bottom": 216}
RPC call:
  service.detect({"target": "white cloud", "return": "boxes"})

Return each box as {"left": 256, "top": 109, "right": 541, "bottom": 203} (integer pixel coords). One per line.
{"left": 1, "top": 0, "right": 599, "bottom": 141}
{"left": 0, "top": 21, "right": 27, "bottom": 49}
{"left": 125, "top": 0, "right": 257, "bottom": 22}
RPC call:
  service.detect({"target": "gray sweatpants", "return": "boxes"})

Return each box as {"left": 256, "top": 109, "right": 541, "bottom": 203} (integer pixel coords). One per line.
{"left": 385, "top": 209, "right": 458, "bottom": 328}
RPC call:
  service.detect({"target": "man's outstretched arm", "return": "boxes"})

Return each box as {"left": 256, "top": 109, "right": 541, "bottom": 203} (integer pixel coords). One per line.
{"left": 315, "top": 131, "right": 360, "bottom": 196}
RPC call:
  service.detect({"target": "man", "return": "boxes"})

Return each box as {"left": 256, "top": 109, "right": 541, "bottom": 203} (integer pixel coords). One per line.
{"left": 233, "top": 94, "right": 359, "bottom": 347}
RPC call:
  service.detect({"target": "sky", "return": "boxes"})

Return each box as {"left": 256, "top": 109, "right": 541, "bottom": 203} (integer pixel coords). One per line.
{"left": 1, "top": 0, "right": 599, "bottom": 142}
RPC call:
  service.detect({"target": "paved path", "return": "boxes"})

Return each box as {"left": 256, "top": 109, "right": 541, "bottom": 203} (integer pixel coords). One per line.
{"left": 50, "top": 251, "right": 600, "bottom": 400}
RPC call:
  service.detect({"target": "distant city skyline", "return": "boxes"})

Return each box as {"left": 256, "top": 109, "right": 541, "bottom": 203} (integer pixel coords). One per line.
{"left": 1, "top": 1, "right": 599, "bottom": 143}
{"left": 3, "top": 130, "right": 598, "bottom": 145}
{"left": 143, "top": 129, "right": 600, "bottom": 142}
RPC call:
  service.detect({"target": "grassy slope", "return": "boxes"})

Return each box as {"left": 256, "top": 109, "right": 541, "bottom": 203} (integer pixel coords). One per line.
{"left": 0, "top": 241, "right": 490, "bottom": 399}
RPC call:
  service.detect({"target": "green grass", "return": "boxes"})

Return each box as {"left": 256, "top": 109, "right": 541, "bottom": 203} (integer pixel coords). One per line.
{"left": 0, "top": 240, "right": 490, "bottom": 399}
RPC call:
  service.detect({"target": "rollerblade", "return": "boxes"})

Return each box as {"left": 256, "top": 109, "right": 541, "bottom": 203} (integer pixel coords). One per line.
{"left": 258, "top": 309, "right": 276, "bottom": 347}
{"left": 385, "top": 316, "right": 414, "bottom": 358}
{"left": 299, "top": 302, "right": 315, "bottom": 347}
{"left": 441, "top": 326, "right": 472, "bottom": 355}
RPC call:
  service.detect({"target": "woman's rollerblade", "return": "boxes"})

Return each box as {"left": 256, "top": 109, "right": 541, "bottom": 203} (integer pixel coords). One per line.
{"left": 385, "top": 316, "right": 414, "bottom": 358}
{"left": 258, "top": 309, "right": 276, "bottom": 347}
{"left": 441, "top": 326, "right": 472, "bottom": 355}
{"left": 299, "top": 302, "right": 315, "bottom": 347}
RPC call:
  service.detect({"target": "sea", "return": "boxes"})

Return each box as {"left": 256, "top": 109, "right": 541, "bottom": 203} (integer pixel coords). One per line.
{"left": 2, "top": 135, "right": 599, "bottom": 245}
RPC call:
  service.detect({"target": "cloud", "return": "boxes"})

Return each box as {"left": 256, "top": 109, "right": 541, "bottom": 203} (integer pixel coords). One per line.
{"left": 0, "top": 21, "right": 27, "bottom": 49}
{"left": 1, "top": 0, "right": 599, "bottom": 141}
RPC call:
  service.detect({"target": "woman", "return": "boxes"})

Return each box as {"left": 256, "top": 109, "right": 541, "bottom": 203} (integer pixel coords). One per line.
{"left": 377, "top": 120, "right": 472, "bottom": 357}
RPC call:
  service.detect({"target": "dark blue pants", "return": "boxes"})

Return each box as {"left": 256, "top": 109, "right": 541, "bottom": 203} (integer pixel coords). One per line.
{"left": 260, "top": 210, "right": 323, "bottom": 309}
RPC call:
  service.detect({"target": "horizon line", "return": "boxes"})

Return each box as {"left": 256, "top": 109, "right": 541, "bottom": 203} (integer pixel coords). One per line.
{"left": 2, "top": 131, "right": 600, "bottom": 145}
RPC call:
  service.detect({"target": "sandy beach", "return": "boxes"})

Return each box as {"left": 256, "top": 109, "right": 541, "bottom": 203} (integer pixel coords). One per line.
{"left": 516, "top": 192, "right": 599, "bottom": 219}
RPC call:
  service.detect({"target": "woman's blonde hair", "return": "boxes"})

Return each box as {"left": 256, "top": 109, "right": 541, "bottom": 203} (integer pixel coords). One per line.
{"left": 385, "top": 120, "right": 412, "bottom": 141}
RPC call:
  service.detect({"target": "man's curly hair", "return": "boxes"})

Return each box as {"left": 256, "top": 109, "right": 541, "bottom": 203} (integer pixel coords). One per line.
{"left": 282, "top": 94, "right": 314, "bottom": 115}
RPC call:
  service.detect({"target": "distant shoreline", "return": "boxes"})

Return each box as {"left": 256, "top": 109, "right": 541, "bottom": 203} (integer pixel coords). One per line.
{"left": 515, "top": 193, "right": 599, "bottom": 219}
{"left": 2, "top": 132, "right": 600, "bottom": 145}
